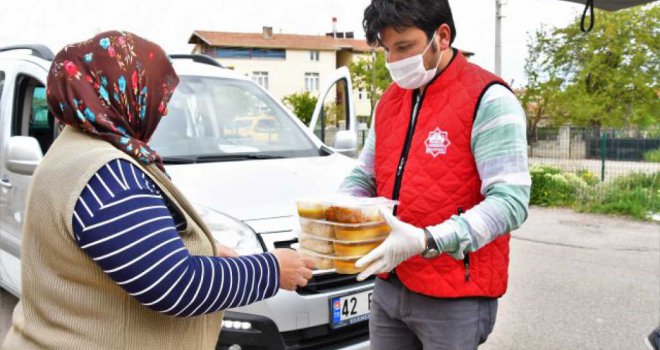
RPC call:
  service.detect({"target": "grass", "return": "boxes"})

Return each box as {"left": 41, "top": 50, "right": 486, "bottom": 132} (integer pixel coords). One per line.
{"left": 643, "top": 149, "right": 660, "bottom": 163}
{"left": 530, "top": 165, "right": 659, "bottom": 221}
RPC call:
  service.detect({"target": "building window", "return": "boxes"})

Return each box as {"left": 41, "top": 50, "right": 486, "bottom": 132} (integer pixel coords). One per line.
{"left": 304, "top": 73, "right": 320, "bottom": 92}
{"left": 309, "top": 50, "right": 320, "bottom": 62}
{"left": 252, "top": 71, "right": 269, "bottom": 90}
{"left": 214, "top": 47, "right": 286, "bottom": 60}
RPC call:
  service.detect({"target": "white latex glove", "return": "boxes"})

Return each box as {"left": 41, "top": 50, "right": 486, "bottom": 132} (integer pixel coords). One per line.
{"left": 355, "top": 206, "right": 426, "bottom": 281}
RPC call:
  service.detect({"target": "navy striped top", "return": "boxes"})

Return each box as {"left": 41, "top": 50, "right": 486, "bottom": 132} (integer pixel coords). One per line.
{"left": 72, "top": 159, "right": 280, "bottom": 317}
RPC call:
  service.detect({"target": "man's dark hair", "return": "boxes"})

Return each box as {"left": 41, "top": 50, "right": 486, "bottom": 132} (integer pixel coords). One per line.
{"left": 363, "top": 0, "right": 456, "bottom": 47}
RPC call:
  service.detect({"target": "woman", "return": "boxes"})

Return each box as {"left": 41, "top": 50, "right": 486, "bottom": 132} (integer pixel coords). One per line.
{"left": 2, "top": 31, "right": 313, "bottom": 349}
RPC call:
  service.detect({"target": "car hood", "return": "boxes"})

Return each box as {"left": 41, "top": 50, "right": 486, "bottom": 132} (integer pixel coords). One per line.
{"left": 166, "top": 154, "right": 357, "bottom": 222}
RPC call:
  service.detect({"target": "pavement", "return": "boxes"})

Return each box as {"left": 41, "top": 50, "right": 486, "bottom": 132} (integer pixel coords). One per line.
{"left": 1, "top": 207, "right": 658, "bottom": 349}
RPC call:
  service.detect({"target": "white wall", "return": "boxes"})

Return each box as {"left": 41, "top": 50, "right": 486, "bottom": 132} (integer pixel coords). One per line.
{"left": 218, "top": 49, "right": 374, "bottom": 122}
{"left": 219, "top": 49, "right": 336, "bottom": 102}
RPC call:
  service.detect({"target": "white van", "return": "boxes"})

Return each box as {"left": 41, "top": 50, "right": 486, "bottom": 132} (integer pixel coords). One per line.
{"left": 0, "top": 46, "right": 372, "bottom": 350}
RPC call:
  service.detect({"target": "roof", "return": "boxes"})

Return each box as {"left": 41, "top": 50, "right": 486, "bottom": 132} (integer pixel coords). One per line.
{"left": 557, "top": 0, "right": 655, "bottom": 11}
{"left": 189, "top": 30, "right": 375, "bottom": 53}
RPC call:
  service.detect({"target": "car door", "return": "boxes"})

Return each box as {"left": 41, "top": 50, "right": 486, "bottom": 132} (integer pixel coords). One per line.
{"left": 0, "top": 60, "right": 52, "bottom": 259}
{"left": 308, "top": 67, "right": 358, "bottom": 157}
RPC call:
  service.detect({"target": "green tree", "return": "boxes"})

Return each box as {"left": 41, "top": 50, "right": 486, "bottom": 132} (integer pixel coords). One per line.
{"left": 523, "top": 4, "right": 659, "bottom": 130}
{"left": 521, "top": 27, "right": 564, "bottom": 143}
{"left": 282, "top": 91, "right": 318, "bottom": 125}
{"left": 349, "top": 51, "right": 391, "bottom": 119}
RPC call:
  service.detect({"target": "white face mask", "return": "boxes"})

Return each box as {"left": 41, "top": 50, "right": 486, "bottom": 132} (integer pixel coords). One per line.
{"left": 386, "top": 32, "right": 444, "bottom": 90}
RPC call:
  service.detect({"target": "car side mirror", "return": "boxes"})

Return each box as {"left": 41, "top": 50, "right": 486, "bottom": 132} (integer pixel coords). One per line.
{"left": 333, "top": 130, "right": 358, "bottom": 157}
{"left": 5, "top": 136, "right": 43, "bottom": 175}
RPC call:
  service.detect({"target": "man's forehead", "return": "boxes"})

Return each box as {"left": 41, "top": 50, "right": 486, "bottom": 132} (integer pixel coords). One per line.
{"left": 380, "top": 27, "right": 426, "bottom": 45}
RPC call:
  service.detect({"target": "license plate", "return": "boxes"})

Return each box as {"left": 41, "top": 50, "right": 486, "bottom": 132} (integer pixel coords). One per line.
{"left": 329, "top": 289, "right": 373, "bottom": 329}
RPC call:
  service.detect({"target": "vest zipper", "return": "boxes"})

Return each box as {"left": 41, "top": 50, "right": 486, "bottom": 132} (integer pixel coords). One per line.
{"left": 392, "top": 92, "right": 424, "bottom": 216}
{"left": 464, "top": 254, "right": 470, "bottom": 283}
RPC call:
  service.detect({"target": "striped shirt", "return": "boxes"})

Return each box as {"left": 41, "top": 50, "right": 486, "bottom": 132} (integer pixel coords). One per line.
{"left": 72, "top": 159, "right": 280, "bottom": 317}
{"left": 340, "top": 84, "right": 531, "bottom": 259}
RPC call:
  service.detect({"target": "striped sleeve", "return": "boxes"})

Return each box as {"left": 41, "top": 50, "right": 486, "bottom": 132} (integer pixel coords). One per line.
{"left": 72, "top": 159, "right": 280, "bottom": 317}
{"left": 428, "top": 84, "right": 531, "bottom": 259}
{"left": 338, "top": 104, "right": 378, "bottom": 197}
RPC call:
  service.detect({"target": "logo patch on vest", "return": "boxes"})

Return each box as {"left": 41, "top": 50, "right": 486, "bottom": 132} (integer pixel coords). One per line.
{"left": 425, "top": 128, "right": 451, "bottom": 157}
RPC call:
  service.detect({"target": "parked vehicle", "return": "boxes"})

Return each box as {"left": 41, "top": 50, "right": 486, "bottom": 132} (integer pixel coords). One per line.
{"left": 0, "top": 46, "right": 371, "bottom": 350}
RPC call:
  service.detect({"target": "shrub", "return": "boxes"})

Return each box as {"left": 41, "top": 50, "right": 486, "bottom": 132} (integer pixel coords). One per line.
{"left": 582, "top": 172, "right": 659, "bottom": 220}
{"left": 282, "top": 92, "right": 318, "bottom": 125}
{"left": 643, "top": 149, "right": 660, "bottom": 163}
{"left": 530, "top": 165, "right": 580, "bottom": 206}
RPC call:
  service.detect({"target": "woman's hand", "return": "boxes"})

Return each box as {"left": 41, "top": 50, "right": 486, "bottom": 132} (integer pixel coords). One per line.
{"left": 273, "top": 249, "right": 315, "bottom": 290}
{"left": 215, "top": 242, "right": 239, "bottom": 258}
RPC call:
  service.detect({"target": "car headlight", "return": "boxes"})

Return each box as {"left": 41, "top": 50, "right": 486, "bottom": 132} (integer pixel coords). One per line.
{"left": 194, "top": 205, "right": 264, "bottom": 255}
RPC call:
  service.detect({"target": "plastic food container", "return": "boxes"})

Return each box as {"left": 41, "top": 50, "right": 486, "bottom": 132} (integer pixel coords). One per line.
{"left": 298, "top": 218, "right": 391, "bottom": 241}
{"left": 305, "top": 253, "right": 335, "bottom": 270}
{"left": 333, "top": 258, "right": 364, "bottom": 275}
{"left": 295, "top": 196, "right": 397, "bottom": 223}
{"left": 333, "top": 240, "right": 383, "bottom": 257}
{"left": 298, "top": 231, "right": 385, "bottom": 257}
{"left": 299, "top": 218, "right": 336, "bottom": 239}
{"left": 299, "top": 235, "right": 335, "bottom": 254}
{"left": 295, "top": 200, "right": 326, "bottom": 219}
{"left": 298, "top": 248, "right": 365, "bottom": 275}
{"left": 334, "top": 222, "right": 391, "bottom": 241}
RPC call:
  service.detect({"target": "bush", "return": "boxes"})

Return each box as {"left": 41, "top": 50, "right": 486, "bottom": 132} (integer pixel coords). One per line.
{"left": 530, "top": 165, "right": 583, "bottom": 206}
{"left": 643, "top": 149, "right": 660, "bottom": 163}
{"left": 581, "top": 172, "right": 659, "bottom": 220}
{"left": 282, "top": 92, "right": 318, "bottom": 125}
{"left": 531, "top": 165, "right": 659, "bottom": 220}
{"left": 576, "top": 169, "right": 600, "bottom": 186}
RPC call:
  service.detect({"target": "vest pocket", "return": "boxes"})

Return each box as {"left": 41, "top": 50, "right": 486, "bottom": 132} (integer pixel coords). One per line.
{"left": 457, "top": 207, "right": 470, "bottom": 283}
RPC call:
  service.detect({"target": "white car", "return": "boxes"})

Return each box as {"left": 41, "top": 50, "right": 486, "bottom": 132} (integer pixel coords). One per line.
{"left": 0, "top": 46, "right": 372, "bottom": 350}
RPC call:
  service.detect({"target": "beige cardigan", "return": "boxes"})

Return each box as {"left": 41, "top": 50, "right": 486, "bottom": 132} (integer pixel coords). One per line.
{"left": 2, "top": 127, "right": 223, "bottom": 349}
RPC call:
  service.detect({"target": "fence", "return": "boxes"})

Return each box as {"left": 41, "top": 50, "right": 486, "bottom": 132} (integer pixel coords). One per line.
{"left": 529, "top": 126, "right": 660, "bottom": 181}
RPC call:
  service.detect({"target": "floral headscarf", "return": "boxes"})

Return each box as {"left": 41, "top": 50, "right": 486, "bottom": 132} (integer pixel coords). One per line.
{"left": 46, "top": 31, "right": 179, "bottom": 174}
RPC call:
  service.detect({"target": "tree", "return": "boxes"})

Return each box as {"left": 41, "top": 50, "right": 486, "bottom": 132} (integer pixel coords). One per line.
{"left": 349, "top": 51, "right": 392, "bottom": 119}
{"left": 282, "top": 91, "right": 318, "bottom": 125}
{"left": 523, "top": 4, "right": 659, "bottom": 131}
{"left": 520, "top": 27, "right": 564, "bottom": 143}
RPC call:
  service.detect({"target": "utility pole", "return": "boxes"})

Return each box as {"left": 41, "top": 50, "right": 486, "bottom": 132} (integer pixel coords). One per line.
{"left": 495, "top": 0, "right": 503, "bottom": 76}
{"left": 370, "top": 50, "right": 377, "bottom": 117}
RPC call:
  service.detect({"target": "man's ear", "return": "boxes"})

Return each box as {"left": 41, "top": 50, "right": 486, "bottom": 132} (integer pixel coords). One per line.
{"left": 437, "top": 24, "right": 452, "bottom": 51}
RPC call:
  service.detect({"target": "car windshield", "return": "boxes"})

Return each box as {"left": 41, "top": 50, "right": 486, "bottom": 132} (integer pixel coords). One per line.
{"left": 149, "top": 75, "right": 320, "bottom": 163}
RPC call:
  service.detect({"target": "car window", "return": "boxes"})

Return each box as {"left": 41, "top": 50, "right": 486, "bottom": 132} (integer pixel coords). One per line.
{"left": 0, "top": 71, "right": 5, "bottom": 106}
{"left": 150, "top": 76, "right": 319, "bottom": 160}
{"left": 12, "top": 75, "right": 56, "bottom": 154}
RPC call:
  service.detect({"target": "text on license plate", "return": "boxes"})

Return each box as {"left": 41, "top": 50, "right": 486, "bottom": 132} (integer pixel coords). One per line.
{"left": 330, "top": 289, "right": 373, "bottom": 328}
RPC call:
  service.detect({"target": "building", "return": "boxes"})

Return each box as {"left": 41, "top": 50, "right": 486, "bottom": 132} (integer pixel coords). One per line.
{"left": 189, "top": 25, "right": 376, "bottom": 117}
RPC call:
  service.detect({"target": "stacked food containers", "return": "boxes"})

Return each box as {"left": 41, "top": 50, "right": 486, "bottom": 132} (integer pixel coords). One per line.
{"left": 295, "top": 197, "right": 395, "bottom": 274}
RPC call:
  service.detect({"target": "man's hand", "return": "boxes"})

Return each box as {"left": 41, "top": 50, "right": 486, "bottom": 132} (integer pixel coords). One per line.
{"left": 273, "top": 249, "right": 315, "bottom": 291}
{"left": 355, "top": 207, "right": 426, "bottom": 281}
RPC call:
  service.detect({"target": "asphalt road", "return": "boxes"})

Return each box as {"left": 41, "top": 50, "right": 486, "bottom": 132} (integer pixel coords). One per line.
{"left": 1, "top": 207, "right": 658, "bottom": 349}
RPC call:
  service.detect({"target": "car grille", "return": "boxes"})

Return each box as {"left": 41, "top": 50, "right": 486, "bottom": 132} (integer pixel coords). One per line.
{"left": 281, "top": 322, "right": 369, "bottom": 350}
{"left": 297, "top": 272, "right": 374, "bottom": 295}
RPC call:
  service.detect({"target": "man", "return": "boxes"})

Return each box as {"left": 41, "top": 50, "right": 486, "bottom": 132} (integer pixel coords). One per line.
{"left": 339, "top": 1, "right": 531, "bottom": 349}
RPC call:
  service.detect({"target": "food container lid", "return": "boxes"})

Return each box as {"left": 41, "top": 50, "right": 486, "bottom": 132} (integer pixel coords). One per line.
{"left": 298, "top": 216, "right": 389, "bottom": 228}
{"left": 296, "top": 195, "right": 398, "bottom": 209}
{"left": 298, "top": 231, "right": 387, "bottom": 244}
{"left": 295, "top": 245, "right": 366, "bottom": 260}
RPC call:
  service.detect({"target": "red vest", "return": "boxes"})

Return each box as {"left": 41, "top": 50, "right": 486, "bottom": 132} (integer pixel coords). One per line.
{"left": 374, "top": 52, "right": 510, "bottom": 298}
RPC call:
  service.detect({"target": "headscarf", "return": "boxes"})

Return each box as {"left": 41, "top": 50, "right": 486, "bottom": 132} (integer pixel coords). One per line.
{"left": 46, "top": 30, "right": 179, "bottom": 174}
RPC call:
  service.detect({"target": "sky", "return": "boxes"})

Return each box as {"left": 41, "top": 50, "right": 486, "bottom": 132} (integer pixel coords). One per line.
{"left": 0, "top": 0, "right": 585, "bottom": 88}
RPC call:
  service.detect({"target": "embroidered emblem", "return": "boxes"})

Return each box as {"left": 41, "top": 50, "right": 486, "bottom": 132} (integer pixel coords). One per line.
{"left": 425, "top": 127, "right": 451, "bottom": 157}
